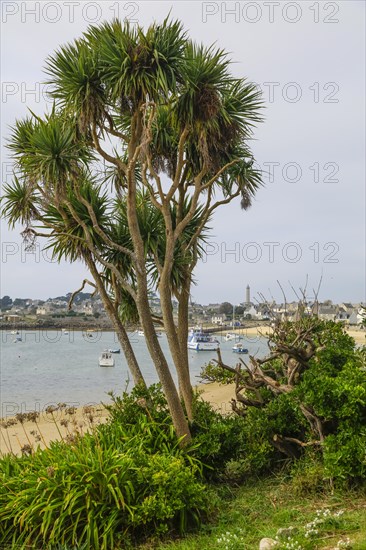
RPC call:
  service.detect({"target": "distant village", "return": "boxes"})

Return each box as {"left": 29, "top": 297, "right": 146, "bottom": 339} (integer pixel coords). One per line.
{"left": 0, "top": 284, "right": 365, "bottom": 329}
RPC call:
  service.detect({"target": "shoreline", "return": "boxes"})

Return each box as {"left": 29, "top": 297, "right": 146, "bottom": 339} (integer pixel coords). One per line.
{"left": 1, "top": 325, "right": 364, "bottom": 456}
{"left": 2, "top": 324, "right": 364, "bottom": 342}
{"left": 0, "top": 383, "right": 235, "bottom": 456}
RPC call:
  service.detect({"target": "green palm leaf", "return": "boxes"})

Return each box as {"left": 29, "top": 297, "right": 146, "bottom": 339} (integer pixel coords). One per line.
{"left": 1, "top": 176, "right": 40, "bottom": 228}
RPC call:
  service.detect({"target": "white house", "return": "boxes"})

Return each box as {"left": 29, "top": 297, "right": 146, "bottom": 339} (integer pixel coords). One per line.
{"left": 83, "top": 304, "right": 94, "bottom": 316}
{"left": 243, "top": 305, "right": 258, "bottom": 319}
{"left": 211, "top": 314, "right": 226, "bottom": 325}
{"left": 348, "top": 308, "right": 365, "bottom": 326}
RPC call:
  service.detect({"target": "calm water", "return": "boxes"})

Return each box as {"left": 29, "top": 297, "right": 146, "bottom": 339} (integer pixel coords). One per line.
{"left": 0, "top": 329, "right": 268, "bottom": 416}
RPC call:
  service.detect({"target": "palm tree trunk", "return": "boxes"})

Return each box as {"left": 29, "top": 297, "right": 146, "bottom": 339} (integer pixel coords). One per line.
{"left": 86, "top": 257, "right": 146, "bottom": 387}
{"left": 159, "top": 275, "right": 193, "bottom": 421}
{"left": 177, "top": 278, "right": 193, "bottom": 414}
{"left": 125, "top": 135, "right": 191, "bottom": 442}
{"left": 135, "top": 273, "right": 192, "bottom": 443}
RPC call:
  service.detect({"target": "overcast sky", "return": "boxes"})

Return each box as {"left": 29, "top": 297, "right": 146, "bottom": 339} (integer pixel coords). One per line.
{"left": 1, "top": 1, "right": 365, "bottom": 305}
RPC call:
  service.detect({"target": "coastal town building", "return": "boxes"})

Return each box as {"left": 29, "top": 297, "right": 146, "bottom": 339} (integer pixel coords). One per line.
{"left": 318, "top": 305, "right": 338, "bottom": 321}
{"left": 211, "top": 314, "right": 227, "bottom": 325}
{"left": 348, "top": 308, "right": 365, "bottom": 326}
{"left": 1, "top": 291, "right": 365, "bottom": 330}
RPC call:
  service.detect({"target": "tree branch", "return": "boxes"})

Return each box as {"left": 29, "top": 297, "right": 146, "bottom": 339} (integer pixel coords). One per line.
{"left": 68, "top": 279, "right": 97, "bottom": 310}
{"left": 92, "top": 123, "right": 127, "bottom": 173}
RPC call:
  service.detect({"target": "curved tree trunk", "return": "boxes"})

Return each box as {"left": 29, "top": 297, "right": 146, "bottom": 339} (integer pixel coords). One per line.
{"left": 86, "top": 257, "right": 146, "bottom": 387}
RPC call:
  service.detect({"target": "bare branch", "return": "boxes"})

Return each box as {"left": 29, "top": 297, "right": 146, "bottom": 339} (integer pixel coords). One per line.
{"left": 63, "top": 199, "right": 137, "bottom": 301}
{"left": 68, "top": 278, "right": 97, "bottom": 310}
{"left": 74, "top": 188, "right": 135, "bottom": 260}
{"left": 288, "top": 280, "right": 301, "bottom": 301}
{"left": 92, "top": 123, "right": 127, "bottom": 173}
{"left": 277, "top": 280, "right": 287, "bottom": 313}
{"left": 200, "top": 159, "right": 240, "bottom": 192}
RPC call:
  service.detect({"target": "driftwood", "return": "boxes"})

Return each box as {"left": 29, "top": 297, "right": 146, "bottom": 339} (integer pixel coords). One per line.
{"left": 213, "top": 314, "right": 327, "bottom": 456}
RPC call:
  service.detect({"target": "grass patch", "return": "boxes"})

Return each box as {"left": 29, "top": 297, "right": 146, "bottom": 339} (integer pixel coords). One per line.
{"left": 152, "top": 477, "right": 366, "bottom": 550}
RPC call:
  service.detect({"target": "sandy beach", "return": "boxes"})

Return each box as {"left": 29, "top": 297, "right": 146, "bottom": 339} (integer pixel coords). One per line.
{"left": 346, "top": 327, "right": 366, "bottom": 345}
{"left": 0, "top": 384, "right": 235, "bottom": 457}
{"left": 219, "top": 324, "right": 366, "bottom": 345}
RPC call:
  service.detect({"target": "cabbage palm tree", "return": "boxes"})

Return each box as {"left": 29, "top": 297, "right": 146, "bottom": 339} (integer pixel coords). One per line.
{"left": 4, "top": 17, "right": 263, "bottom": 442}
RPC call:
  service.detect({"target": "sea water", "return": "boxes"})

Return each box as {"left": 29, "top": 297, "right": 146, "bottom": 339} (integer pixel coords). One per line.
{"left": 0, "top": 329, "right": 268, "bottom": 417}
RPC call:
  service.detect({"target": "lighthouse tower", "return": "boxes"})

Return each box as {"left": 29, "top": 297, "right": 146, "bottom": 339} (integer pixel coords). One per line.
{"left": 245, "top": 284, "right": 251, "bottom": 306}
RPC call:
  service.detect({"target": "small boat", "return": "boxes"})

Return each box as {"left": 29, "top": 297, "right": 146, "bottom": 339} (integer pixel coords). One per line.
{"left": 188, "top": 330, "right": 220, "bottom": 351}
{"left": 155, "top": 331, "right": 162, "bottom": 338}
{"left": 137, "top": 330, "right": 144, "bottom": 337}
{"left": 62, "top": 329, "right": 69, "bottom": 335}
{"left": 10, "top": 330, "right": 19, "bottom": 335}
{"left": 108, "top": 348, "right": 120, "bottom": 354}
{"left": 232, "top": 343, "right": 248, "bottom": 354}
{"left": 99, "top": 350, "right": 115, "bottom": 367}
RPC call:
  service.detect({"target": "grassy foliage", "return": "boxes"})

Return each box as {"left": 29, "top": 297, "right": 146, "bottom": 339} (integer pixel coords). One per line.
{"left": 0, "top": 392, "right": 210, "bottom": 549}
{"left": 154, "top": 478, "right": 366, "bottom": 550}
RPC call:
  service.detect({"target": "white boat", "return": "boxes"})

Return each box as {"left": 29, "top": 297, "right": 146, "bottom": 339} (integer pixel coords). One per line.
{"left": 10, "top": 330, "right": 19, "bottom": 335}
{"left": 108, "top": 348, "right": 120, "bottom": 354}
{"left": 62, "top": 329, "right": 69, "bottom": 335}
{"left": 224, "top": 332, "right": 243, "bottom": 342}
{"left": 187, "top": 330, "right": 220, "bottom": 351}
{"left": 232, "top": 343, "right": 248, "bottom": 354}
{"left": 137, "top": 329, "right": 162, "bottom": 338}
{"left": 99, "top": 350, "right": 115, "bottom": 367}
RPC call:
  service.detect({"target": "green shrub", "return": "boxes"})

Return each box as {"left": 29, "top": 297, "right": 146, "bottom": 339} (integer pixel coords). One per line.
{"left": 323, "top": 430, "right": 366, "bottom": 483}
{"left": 200, "top": 320, "right": 366, "bottom": 486}
{"left": 290, "top": 452, "right": 327, "bottom": 495}
{"left": 0, "top": 409, "right": 209, "bottom": 549}
{"left": 105, "top": 383, "right": 170, "bottom": 426}
{"left": 106, "top": 384, "right": 263, "bottom": 482}
{"left": 199, "top": 362, "right": 235, "bottom": 384}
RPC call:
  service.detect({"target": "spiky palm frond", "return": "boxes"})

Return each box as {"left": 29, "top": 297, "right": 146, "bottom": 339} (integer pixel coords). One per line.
{"left": 218, "top": 153, "right": 262, "bottom": 210}
{"left": 42, "top": 178, "right": 110, "bottom": 263}
{"left": 84, "top": 17, "right": 186, "bottom": 104}
{"left": 7, "top": 112, "right": 94, "bottom": 193}
{"left": 1, "top": 176, "right": 40, "bottom": 228}
{"left": 117, "top": 288, "right": 139, "bottom": 325}
{"left": 220, "top": 79, "right": 263, "bottom": 137}
{"left": 45, "top": 40, "right": 106, "bottom": 131}
{"left": 176, "top": 42, "right": 232, "bottom": 126}
{"left": 108, "top": 190, "right": 163, "bottom": 260}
